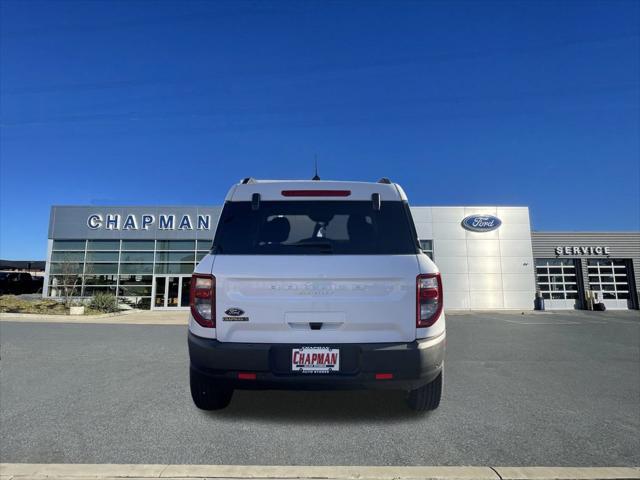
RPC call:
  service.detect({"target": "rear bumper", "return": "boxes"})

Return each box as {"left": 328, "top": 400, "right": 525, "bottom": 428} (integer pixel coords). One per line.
{"left": 188, "top": 332, "right": 445, "bottom": 391}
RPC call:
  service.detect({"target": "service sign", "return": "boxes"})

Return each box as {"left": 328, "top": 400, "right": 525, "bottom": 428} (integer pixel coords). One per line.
{"left": 461, "top": 214, "right": 502, "bottom": 232}
{"left": 555, "top": 246, "right": 611, "bottom": 256}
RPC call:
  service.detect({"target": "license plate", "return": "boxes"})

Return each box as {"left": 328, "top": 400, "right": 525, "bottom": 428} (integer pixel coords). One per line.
{"left": 292, "top": 347, "right": 340, "bottom": 373}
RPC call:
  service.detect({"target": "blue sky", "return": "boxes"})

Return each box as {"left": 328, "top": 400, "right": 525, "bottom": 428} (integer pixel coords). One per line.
{"left": 1, "top": 0, "right": 638, "bottom": 260}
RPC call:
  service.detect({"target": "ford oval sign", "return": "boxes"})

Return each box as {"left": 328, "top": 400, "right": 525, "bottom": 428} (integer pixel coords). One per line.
{"left": 461, "top": 214, "right": 502, "bottom": 232}
{"left": 224, "top": 307, "right": 245, "bottom": 316}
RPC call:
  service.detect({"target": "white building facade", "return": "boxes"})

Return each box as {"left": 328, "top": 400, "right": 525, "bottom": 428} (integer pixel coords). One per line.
{"left": 44, "top": 205, "right": 638, "bottom": 311}
{"left": 412, "top": 207, "right": 535, "bottom": 310}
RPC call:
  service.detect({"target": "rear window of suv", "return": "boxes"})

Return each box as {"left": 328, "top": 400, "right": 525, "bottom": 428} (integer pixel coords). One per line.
{"left": 212, "top": 200, "right": 419, "bottom": 255}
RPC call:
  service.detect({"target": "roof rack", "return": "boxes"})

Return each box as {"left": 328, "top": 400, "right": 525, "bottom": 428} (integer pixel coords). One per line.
{"left": 240, "top": 177, "right": 256, "bottom": 184}
{"left": 377, "top": 177, "right": 392, "bottom": 184}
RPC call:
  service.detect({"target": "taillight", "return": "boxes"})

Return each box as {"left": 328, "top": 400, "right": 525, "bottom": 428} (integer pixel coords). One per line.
{"left": 190, "top": 274, "right": 215, "bottom": 328}
{"left": 416, "top": 273, "right": 443, "bottom": 328}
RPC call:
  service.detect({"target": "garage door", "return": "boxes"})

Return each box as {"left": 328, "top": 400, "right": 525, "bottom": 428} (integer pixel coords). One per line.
{"left": 587, "top": 259, "right": 632, "bottom": 310}
{"left": 536, "top": 258, "right": 580, "bottom": 309}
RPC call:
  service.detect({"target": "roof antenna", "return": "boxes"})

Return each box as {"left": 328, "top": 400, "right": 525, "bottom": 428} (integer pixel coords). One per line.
{"left": 312, "top": 155, "right": 320, "bottom": 181}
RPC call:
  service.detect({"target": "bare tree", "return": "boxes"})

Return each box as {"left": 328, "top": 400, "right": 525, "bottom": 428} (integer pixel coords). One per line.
{"left": 51, "top": 254, "right": 83, "bottom": 308}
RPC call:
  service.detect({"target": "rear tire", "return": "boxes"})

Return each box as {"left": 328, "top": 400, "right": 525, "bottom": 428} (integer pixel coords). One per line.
{"left": 406, "top": 372, "right": 442, "bottom": 412}
{"left": 190, "top": 368, "right": 233, "bottom": 410}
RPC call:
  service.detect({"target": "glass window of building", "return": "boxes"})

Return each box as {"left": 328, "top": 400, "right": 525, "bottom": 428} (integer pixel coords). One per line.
{"left": 156, "top": 240, "right": 195, "bottom": 250}
{"left": 84, "top": 275, "right": 118, "bottom": 285}
{"left": 48, "top": 281, "right": 82, "bottom": 298}
{"left": 52, "top": 240, "right": 86, "bottom": 250}
{"left": 51, "top": 251, "right": 85, "bottom": 262}
{"left": 48, "top": 236, "right": 202, "bottom": 309}
{"left": 85, "top": 263, "right": 118, "bottom": 275}
{"left": 119, "top": 263, "right": 154, "bottom": 274}
{"left": 197, "top": 239, "right": 213, "bottom": 251}
{"left": 155, "top": 251, "right": 195, "bottom": 263}
{"left": 121, "top": 240, "right": 155, "bottom": 250}
{"left": 154, "top": 263, "right": 195, "bottom": 274}
{"left": 84, "top": 286, "right": 117, "bottom": 296}
{"left": 587, "top": 259, "right": 630, "bottom": 300}
{"left": 419, "top": 240, "right": 434, "bottom": 260}
{"left": 120, "top": 251, "right": 154, "bottom": 263}
{"left": 119, "top": 274, "right": 153, "bottom": 285}
{"left": 86, "top": 252, "right": 119, "bottom": 262}
{"left": 87, "top": 240, "right": 120, "bottom": 250}
{"left": 535, "top": 258, "right": 579, "bottom": 300}
{"left": 118, "top": 285, "right": 153, "bottom": 297}
{"left": 50, "top": 262, "right": 84, "bottom": 274}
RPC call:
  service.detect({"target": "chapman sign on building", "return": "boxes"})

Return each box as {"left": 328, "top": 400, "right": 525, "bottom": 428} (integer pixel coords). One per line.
{"left": 86, "top": 213, "right": 212, "bottom": 231}
{"left": 44, "top": 205, "right": 640, "bottom": 311}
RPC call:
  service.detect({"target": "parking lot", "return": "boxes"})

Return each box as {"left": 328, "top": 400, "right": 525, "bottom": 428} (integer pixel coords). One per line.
{"left": 1, "top": 311, "right": 638, "bottom": 467}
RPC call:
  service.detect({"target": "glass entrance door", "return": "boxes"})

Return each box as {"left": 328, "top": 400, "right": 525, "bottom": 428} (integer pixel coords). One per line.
{"left": 153, "top": 275, "right": 191, "bottom": 309}
{"left": 167, "top": 277, "right": 180, "bottom": 307}
{"left": 180, "top": 276, "right": 191, "bottom": 307}
{"left": 154, "top": 277, "right": 166, "bottom": 308}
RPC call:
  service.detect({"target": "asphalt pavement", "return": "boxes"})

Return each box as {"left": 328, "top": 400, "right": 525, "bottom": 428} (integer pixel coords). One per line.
{"left": 1, "top": 311, "right": 638, "bottom": 466}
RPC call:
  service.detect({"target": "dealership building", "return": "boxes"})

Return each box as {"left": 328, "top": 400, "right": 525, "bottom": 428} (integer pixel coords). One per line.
{"left": 44, "top": 205, "right": 640, "bottom": 311}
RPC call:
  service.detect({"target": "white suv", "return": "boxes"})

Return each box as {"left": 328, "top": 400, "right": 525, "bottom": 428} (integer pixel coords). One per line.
{"left": 188, "top": 178, "right": 445, "bottom": 411}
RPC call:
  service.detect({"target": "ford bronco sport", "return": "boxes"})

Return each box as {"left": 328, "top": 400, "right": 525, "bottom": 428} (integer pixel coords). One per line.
{"left": 188, "top": 179, "right": 445, "bottom": 411}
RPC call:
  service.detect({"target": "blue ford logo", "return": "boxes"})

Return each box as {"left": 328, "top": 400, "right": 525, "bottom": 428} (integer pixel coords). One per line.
{"left": 224, "top": 308, "right": 245, "bottom": 316}
{"left": 461, "top": 214, "right": 502, "bottom": 232}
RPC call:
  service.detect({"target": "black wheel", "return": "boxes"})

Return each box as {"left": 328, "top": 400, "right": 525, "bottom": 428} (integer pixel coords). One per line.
{"left": 406, "top": 372, "right": 442, "bottom": 412}
{"left": 190, "top": 367, "right": 233, "bottom": 410}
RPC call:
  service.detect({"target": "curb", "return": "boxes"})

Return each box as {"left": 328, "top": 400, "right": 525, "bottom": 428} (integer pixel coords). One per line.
{"left": 0, "top": 311, "right": 186, "bottom": 325}
{"left": 1, "top": 464, "right": 639, "bottom": 480}
{"left": 0, "top": 310, "right": 134, "bottom": 320}
{"left": 494, "top": 467, "right": 640, "bottom": 479}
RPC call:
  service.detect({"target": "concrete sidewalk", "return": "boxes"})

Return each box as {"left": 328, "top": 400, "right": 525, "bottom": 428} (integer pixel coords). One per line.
{"left": 1, "top": 464, "right": 639, "bottom": 480}
{"left": 0, "top": 310, "right": 187, "bottom": 325}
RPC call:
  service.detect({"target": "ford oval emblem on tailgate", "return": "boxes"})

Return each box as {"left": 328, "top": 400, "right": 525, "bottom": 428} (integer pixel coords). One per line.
{"left": 225, "top": 308, "right": 245, "bottom": 316}
{"left": 461, "top": 214, "right": 502, "bottom": 232}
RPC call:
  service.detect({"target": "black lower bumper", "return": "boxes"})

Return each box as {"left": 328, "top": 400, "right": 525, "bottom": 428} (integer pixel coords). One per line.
{"left": 188, "top": 332, "right": 445, "bottom": 391}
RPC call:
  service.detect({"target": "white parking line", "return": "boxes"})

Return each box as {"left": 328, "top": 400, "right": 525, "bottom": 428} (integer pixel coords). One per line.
{"left": 498, "top": 318, "right": 580, "bottom": 325}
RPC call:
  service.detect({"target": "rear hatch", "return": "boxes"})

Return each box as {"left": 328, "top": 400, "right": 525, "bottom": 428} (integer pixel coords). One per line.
{"left": 210, "top": 198, "right": 421, "bottom": 344}
{"left": 213, "top": 255, "right": 419, "bottom": 343}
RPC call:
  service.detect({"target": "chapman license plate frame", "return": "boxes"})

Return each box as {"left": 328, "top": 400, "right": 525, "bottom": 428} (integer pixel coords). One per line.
{"left": 291, "top": 346, "right": 340, "bottom": 373}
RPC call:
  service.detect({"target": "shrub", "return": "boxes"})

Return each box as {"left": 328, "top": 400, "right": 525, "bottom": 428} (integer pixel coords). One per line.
{"left": 0, "top": 295, "right": 67, "bottom": 314}
{"left": 89, "top": 293, "right": 119, "bottom": 313}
